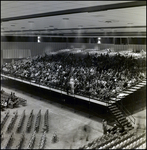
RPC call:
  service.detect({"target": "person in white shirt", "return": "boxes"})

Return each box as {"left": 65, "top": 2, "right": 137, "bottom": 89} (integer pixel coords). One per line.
{"left": 69, "top": 76, "right": 75, "bottom": 94}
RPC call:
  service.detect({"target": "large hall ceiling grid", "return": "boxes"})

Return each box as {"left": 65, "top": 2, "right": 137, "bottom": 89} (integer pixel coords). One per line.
{"left": 1, "top": 1, "right": 146, "bottom": 37}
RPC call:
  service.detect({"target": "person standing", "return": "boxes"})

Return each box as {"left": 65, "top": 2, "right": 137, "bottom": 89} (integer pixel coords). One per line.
{"left": 69, "top": 76, "right": 75, "bottom": 94}
{"left": 102, "top": 119, "right": 108, "bottom": 134}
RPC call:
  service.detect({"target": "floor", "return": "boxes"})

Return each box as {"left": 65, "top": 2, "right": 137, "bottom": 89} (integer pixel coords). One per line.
{"left": 1, "top": 86, "right": 105, "bottom": 149}
{"left": 1, "top": 85, "right": 146, "bottom": 149}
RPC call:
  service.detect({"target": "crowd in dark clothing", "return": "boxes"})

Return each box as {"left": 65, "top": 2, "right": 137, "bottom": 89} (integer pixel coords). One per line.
{"left": 2, "top": 51, "right": 146, "bottom": 102}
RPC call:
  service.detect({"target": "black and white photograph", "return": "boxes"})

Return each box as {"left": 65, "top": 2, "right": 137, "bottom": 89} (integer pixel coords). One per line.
{"left": 1, "top": 1, "right": 146, "bottom": 149}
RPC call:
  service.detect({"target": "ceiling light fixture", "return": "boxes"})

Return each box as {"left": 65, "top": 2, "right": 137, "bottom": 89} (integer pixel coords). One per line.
{"left": 92, "top": 15, "right": 104, "bottom": 17}
{"left": 105, "top": 21, "right": 112, "bottom": 23}
{"left": 78, "top": 25, "right": 83, "bottom": 28}
{"left": 28, "top": 21, "right": 34, "bottom": 23}
{"left": 63, "top": 18, "right": 69, "bottom": 20}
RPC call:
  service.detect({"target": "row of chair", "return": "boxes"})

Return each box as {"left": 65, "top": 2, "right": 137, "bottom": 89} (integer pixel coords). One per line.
{"left": 96, "top": 131, "right": 131, "bottom": 149}
{"left": 17, "top": 110, "right": 25, "bottom": 132}
{"left": 15, "top": 132, "right": 25, "bottom": 149}
{"left": 2, "top": 131, "right": 47, "bottom": 149}
{"left": 5, "top": 132, "right": 14, "bottom": 149}
{"left": 80, "top": 132, "right": 117, "bottom": 149}
{"left": 27, "top": 131, "right": 36, "bottom": 149}
{"left": 104, "top": 131, "right": 135, "bottom": 149}
{"left": 43, "top": 109, "right": 49, "bottom": 132}
{"left": 122, "top": 132, "right": 146, "bottom": 149}
{"left": 34, "top": 109, "right": 41, "bottom": 132}
{"left": 39, "top": 131, "right": 46, "bottom": 149}
{"left": 98, "top": 131, "right": 146, "bottom": 150}
{"left": 1, "top": 111, "right": 10, "bottom": 130}
{"left": 7, "top": 111, "right": 18, "bottom": 132}
{"left": 135, "top": 142, "right": 146, "bottom": 149}
{"left": 80, "top": 130, "right": 136, "bottom": 149}
{"left": 26, "top": 110, "right": 34, "bottom": 132}
{"left": 122, "top": 133, "right": 146, "bottom": 149}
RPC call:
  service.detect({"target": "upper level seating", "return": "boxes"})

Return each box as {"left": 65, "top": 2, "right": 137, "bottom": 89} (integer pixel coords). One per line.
{"left": 2, "top": 51, "right": 146, "bottom": 102}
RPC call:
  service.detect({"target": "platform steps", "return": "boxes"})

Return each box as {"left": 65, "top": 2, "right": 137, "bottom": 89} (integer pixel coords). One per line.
{"left": 108, "top": 103, "right": 134, "bottom": 131}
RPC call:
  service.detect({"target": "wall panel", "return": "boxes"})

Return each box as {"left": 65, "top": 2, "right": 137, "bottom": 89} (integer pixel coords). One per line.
{"left": 1, "top": 42, "right": 146, "bottom": 59}
{"left": 1, "top": 42, "right": 67, "bottom": 57}
{"left": 2, "top": 49, "right": 31, "bottom": 59}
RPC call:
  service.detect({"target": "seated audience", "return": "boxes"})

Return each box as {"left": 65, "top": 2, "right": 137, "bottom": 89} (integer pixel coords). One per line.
{"left": 2, "top": 49, "right": 146, "bottom": 102}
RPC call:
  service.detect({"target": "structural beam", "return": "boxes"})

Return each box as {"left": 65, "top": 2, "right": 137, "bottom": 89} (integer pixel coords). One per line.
{"left": 1, "top": 1, "right": 146, "bottom": 22}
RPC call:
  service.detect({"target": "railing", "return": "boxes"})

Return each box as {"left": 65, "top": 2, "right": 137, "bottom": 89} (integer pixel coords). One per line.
{"left": 116, "top": 101, "right": 136, "bottom": 125}
{"left": 106, "top": 99, "right": 136, "bottom": 125}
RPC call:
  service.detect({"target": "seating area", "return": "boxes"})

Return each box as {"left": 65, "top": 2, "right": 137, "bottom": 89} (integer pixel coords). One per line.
{"left": 26, "top": 110, "right": 34, "bottom": 132}
{"left": 1, "top": 51, "right": 146, "bottom": 102}
{"left": 79, "top": 130, "right": 146, "bottom": 149}
{"left": 43, "top": 109, "right": 49, "bottom": 133}
{"left": 7, "top": 110, "right": 18, "bottom": 132}
{"left": 27, "top": 131, "right": 36, "bottom": 149}
{"left": 15, "top": 132, "right": 25, "bottom": 149}
{"left": 34, "top": 110, "right": 41, "bottom": 132}
{"left": 5, "top": 132, "right": 14, "bottom": 149}
{"left": 1, "top": 109, "right": 50, "bottom": 149}
{"left": 17, "top": 110, "right": 25, "bottom": 133}
{"left": 39, "top": 131, "right": 46, "bottom": 149}
{"left": 1, "top": 111, "right": 10, "bottom": 130}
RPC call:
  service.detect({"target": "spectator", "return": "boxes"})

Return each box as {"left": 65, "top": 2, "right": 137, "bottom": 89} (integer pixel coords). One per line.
{"left": 2, "top": 49, "right": 146, "bottom": 102}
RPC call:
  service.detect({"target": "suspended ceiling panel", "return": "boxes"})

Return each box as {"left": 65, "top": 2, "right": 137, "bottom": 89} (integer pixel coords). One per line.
{"left": 1, "top": 1, "right": 146, "bottom": 37}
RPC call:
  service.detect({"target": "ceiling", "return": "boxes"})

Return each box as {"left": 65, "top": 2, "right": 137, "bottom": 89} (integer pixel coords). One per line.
{"left": 1, "top": 1, "right": 146, "bottom": 37}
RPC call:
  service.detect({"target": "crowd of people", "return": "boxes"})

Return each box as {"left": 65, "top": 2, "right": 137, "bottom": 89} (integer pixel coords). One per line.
{"left": 1, "top": 50, "right": 146, "bottom": 102}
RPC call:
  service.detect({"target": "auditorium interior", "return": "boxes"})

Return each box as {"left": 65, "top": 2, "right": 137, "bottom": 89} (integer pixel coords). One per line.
{"left": 1, "top": 1, "right": 146, "bottom": 149}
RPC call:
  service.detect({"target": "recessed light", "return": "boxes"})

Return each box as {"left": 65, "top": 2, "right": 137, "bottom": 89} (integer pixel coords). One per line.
{"left": 28, "top": 21, "right": 34, "bottom": 23}
{"left": 105, "top": 21, "right": 112, "bottom": 23}
{"left": 63, "top": 18, "right": 69, "bottom": 20}
{"left": 11, "top": 25, "right": 15, "bottom": 26}
{"left": 93, "top": 15, "right": 104, "bottom": 17}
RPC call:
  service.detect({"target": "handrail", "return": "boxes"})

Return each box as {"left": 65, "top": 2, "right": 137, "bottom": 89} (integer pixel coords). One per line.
{"left": 116, "top": 101, "right": 136, "bottom": 125}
